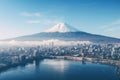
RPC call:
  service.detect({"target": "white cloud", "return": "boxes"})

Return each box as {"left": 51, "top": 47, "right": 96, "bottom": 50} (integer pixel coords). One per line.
{"left": 20, "top": 12, "right": 31, "bottom": 16}
{"left": 20, "top": 11, "right": 65, "bottom": 25}
{"left": 26, "top": 20, "right": 40, "bottom": 24}
{"left": 26, "top": 18, "right": 64, "bottom": 25}
{"left": 101, "top": 19, "right": 120, "bottom": 29}
{"left": 42, "top": 19, "right": 64, "bottom": 25}
{"left": 99, "top": 19, "right": 120, "bottom": 38}
{"left": 20, "top": 12, "right": 43, "bottom": 17}
{"left": 34, "top": 13, "right": 43, "bottom": 17}
{"left": 112, "top": 19, "right": 120, "bottom": 25}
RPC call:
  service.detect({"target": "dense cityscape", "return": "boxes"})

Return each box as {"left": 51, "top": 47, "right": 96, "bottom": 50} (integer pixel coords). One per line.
{"left": 0, "top": 43, "right": 120, "bottom": 71}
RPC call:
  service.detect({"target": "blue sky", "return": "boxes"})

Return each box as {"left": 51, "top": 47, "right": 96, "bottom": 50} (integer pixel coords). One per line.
{"left": 0, "top": 0, "right": 120, "bottom": 39}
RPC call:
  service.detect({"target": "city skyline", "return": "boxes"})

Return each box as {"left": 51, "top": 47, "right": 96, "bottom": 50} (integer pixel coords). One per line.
{"left": 0, "top": 0, "right": 120, "bottom": 39}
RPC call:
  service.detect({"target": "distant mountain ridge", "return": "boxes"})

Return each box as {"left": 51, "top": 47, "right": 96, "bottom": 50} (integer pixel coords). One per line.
{"left": 3, "top": 23, "right": 120, "bottom": 43}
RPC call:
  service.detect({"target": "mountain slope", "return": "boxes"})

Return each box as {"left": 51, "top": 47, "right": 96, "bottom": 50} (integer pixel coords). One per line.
{"left": 3, "top": 23, "right": 120, "bottom": 43}
{"left": 4, "top": 32, "right": 120, "bottom": 43}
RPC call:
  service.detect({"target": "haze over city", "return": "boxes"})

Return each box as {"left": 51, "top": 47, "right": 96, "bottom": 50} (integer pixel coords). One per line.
{"left": 0, "top": 0, "right": 120, "bottom": 39}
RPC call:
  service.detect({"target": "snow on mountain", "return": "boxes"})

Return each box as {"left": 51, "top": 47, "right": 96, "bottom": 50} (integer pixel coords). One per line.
{"left": 45, "top": 23, "right": 78, "bottom": 32}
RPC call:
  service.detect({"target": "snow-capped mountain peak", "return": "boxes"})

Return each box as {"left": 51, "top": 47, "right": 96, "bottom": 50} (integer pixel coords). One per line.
{"left": 45, "top": 23, "right": 78, "bottom": 32}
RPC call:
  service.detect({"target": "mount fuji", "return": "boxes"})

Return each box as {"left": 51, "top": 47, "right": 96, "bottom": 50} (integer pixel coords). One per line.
{"left": 4, "top": 23, "right": 120, "bottom": 43}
